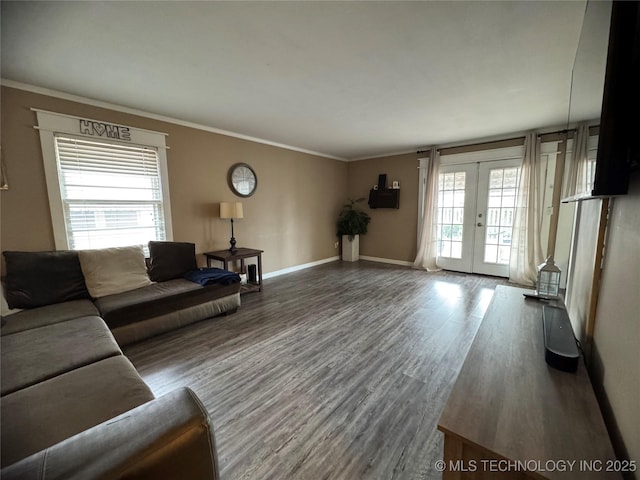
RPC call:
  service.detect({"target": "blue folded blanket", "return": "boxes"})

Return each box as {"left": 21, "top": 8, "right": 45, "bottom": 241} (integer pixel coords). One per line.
{"left": 184, "top": 268, "right": 241, "bottom": 286}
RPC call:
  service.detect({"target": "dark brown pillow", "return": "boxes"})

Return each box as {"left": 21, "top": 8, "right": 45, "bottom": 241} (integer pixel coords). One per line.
{"left": 3, "top": 251, "right": 90, "bottom": 309}
{"left": 147, "top": 241, "right": 197, "bottom": 282}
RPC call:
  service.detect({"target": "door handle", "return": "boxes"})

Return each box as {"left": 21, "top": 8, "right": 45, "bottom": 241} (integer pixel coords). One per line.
{"left": 477, "top": 222, "right": 484, "bottom": 227}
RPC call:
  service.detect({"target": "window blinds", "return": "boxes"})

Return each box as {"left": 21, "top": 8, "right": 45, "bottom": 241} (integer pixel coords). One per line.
{"left": 54, "top": 136, "right": 167, "bottom": 250}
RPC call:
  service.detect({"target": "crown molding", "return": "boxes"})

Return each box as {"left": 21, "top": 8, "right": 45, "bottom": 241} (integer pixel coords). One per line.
{"left": 1, "top": 79, "right": 348, "bottom": 162}
{"left": 349, "top": 148, "right": 418, "bottom": 162}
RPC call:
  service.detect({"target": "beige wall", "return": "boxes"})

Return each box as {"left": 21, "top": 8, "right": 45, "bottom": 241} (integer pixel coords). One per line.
{"left": 0, "top": 86, "right": 347, "bottom": 273}
{"left": 590, "top": 172, "right": 640, "bottom": 466}
{"left": 346, "top": 152, "right": 419, "bottom": 263}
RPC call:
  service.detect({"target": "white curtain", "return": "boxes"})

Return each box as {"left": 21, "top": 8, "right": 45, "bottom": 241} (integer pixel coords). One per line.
{"left": 564, "top": 122, "right": 590, "bottom": 197}
{"left": 413, "top": 147, "right": 441, "bottom": 271}
{"left": 509, "top": 132, "right": 544, "bottom": 285}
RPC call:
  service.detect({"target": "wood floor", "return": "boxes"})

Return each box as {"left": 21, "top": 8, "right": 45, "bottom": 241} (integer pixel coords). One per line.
{"left": 125, "top": 261, "right": 506, "bottom": 480}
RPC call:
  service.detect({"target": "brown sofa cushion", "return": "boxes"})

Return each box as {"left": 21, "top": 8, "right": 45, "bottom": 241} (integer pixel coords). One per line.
{"left": 3, "top": 251, "right": 90, "bottom": 309}
{"left": 0, "top": 356, "right": 154, "bottom": 468}
{"left": 1, "top": 316, "right": 122, "bottom": 396}
{"left": 94, "top": 279, "right": 240, "bottom": 330}
{"left": 1, "top": 388, "right": 220, "bottom": 480}
{"left": 147, "top": 241, "right": 197, "bottom": 282}
{"left": 0, "top": 300, "right": 99, "bottom": 336}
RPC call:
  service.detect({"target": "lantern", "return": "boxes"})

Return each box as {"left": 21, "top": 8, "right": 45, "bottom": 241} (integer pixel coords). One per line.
{"left": 537, "top": 256, "right": 561, "bottom": 298}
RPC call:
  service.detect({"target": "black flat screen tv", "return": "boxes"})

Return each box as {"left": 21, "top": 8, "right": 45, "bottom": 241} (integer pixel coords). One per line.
{"left": 592, "top": 0, "right": 640, "bottom": 196}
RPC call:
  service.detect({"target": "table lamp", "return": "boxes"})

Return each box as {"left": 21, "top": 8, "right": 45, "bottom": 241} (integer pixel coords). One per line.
{"left": 220, "top": 202, "right": 243, "bottom": 252}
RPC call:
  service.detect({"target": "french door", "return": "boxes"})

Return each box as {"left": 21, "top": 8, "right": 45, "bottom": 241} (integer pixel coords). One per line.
{"left": 436, "top": 159, "right": 521, "bottom": 277}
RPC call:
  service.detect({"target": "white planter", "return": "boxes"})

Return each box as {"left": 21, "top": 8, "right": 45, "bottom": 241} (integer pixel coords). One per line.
{"left": 342, "top": 234, "right": 360, "bottom": 262}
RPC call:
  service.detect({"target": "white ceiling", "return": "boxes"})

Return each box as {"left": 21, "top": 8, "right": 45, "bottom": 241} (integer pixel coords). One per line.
{"left": 1, "top": 1, "right": 610, "bottom": 160}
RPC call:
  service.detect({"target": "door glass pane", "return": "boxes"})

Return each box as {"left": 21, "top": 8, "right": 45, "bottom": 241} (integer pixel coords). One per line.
{"left": 483, "top": 167, "right": 520, "bottom": 265}
{"left": 451, "top": 241, "right": 462, "bottom": 258}
{"left": 484, "top": 244, "right": 498, "bottom": 263}
{"left": 437, "top": 171, "right": 466, "bottom": 259}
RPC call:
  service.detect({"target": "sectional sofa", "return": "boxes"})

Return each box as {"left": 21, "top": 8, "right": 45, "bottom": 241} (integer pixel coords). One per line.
{"left": 0, "top": 242, "right": 241, "bottom": 477}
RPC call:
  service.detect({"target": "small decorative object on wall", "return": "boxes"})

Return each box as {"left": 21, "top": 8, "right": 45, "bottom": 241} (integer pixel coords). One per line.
{"left": 336, "top": 198, "right": 371, "bottom": 262}
{"left": 368, "top": 173, "right": 399, "bottom": 209}
{"left": 220, "top": 202, "right": 244, "bottom": 252}
{"left": 228, "top": 163, "right": 257, "bottom": 197}
{"left": 79, "top": 119, "right": 131, "bottom": 141}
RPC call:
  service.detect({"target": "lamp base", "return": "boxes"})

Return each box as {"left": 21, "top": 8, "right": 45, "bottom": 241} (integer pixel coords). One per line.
{"left": 228, "top": 218, "right": 237, "bottom": 252}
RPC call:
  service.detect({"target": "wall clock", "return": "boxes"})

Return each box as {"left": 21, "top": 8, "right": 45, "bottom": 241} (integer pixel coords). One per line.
{"left": 228, "top": 163, "right": 257, "bottom": 197}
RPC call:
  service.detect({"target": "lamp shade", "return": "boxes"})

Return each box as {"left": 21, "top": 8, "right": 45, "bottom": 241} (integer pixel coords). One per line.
{"left": 220, "top": 202, "right": 244, "bottom": 219}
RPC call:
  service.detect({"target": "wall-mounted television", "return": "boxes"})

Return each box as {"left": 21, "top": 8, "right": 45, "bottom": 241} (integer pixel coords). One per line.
{"left": 591, "top": 0, "right": 640, "bottom": 196}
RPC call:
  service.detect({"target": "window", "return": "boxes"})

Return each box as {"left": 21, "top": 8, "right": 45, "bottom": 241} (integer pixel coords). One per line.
{"left": 54, "top": 136, "right": 166, "bottom": 250}
{"left": 36, "top": 110, "right": 172, "bottom": 250}
{"left": 585, "top": 145, "right": 598, "bottom": 194}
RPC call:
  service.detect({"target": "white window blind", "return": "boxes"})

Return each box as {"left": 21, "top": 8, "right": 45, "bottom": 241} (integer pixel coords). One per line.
{"left": 54, "top": 135, "right": 167, "bottom": 250}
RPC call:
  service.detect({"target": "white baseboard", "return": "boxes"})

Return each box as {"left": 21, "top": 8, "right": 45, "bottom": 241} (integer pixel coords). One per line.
{"left": 359, "top": 255, "right": 413, "bottom": 267}
{"left": 263, "top": 256, "right": 340, "bottom": 279}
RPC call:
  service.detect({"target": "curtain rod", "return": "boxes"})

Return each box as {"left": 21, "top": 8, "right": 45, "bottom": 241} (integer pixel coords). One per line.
{"left": 416, "top": 126, "right": 598, "bottom": 155}
{"left": 416, "top": 132, "right": 557, "bottom": 155}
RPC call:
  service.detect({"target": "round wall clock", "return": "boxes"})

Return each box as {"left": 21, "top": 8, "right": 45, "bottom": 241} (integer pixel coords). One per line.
{"left": 228, "top": 163, "right": 257, "bottom": 197}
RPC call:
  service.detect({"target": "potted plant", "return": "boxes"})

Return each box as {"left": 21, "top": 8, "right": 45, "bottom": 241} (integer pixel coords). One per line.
{"left": 336, "top": 198, "right": 371, "bottom": 262}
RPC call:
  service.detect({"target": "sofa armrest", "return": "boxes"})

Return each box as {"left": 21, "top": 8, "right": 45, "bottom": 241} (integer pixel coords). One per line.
{"left": 1, "top": 388, "right": 220, "bottom": 480}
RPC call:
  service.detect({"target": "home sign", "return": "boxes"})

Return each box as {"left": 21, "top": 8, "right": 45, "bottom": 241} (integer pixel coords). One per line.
{"left": 79, "top": 120, "right": 131, "bottom": 141}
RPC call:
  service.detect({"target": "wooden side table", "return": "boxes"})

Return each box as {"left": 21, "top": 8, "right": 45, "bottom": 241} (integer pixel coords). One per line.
{"left": 203, "top": 248, "right": 263, "bottom": 294}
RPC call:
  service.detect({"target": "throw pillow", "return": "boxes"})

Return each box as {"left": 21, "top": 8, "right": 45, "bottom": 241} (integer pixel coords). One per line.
{"left": 147, "top": 241, "right": 197, "bottom": 282}
{"left": 1, "top": 283, "right": 23, "bottom": 316}
{"left": 78, "top": 245, "right": 152, "bottom": 298}
{"left": 3, "top": 251, "right": 90, "bottom": 309}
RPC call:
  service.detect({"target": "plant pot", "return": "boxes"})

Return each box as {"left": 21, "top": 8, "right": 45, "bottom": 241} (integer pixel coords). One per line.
{"left": 342, "top": 234, "right": 359, "bottom": 262}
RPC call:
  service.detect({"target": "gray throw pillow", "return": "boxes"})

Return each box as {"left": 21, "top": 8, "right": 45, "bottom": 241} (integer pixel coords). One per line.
{"left": 147, "top": 241, "right": 197, "bottom": 282}
{"left": 3, "top": 251, "right": 90, "bottom": 309}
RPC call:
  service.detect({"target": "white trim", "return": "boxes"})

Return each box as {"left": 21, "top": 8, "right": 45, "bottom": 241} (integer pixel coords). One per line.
{"left": 2, "top": 79, "right": 347, "bottom": 162}
{"left": 34, "top": 110, "right": 168, "bottom": 148}
{"left": 38, "top": 128, "right": 67, "bottom": 249}
{"left": 359, "top": 255, "right": 413, "bottom": 267}
{"left": 31, "top": 108, "right": 168, "bottom": 136}
{"left": 35, "top": 110, "right": 173, "bottom": 249}
{"left": 263, "top": 256, "right": 339, "bottom": 279}
{"left": 33, "top": 127, "right": 171, "bottom": 150}
{"left": 158, "top": 149, "right": 174, "bottom": 242}
{"left": 349, "top": 148, "right": 417, "bottom": 162}
{"left": 440, "top": 145, "right": 525, "bottom": 166}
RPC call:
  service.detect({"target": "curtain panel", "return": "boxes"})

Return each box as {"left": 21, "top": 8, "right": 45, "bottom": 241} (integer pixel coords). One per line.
{"left": 564, "top": 122, "right": 591, "bottom": 197}
{"left": 509, "top": 132, "right": 544, "bottom": 285}
{"left": 413, "top": 146, "right": 441, "bottom": 271}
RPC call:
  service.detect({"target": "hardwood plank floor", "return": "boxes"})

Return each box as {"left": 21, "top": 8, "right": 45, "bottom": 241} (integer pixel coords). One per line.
{"left": 125, "top": 261, "right": 506, "bottom": 480}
